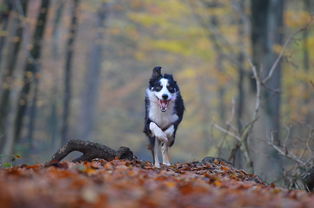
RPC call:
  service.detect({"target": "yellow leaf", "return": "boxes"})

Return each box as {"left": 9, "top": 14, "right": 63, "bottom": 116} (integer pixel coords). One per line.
{"left": 164, "top": 181, "right": 176, "bottom": 188}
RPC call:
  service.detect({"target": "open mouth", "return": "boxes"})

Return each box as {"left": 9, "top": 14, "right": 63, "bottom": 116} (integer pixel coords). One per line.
{"left": 158, "top": 99, "right": 170, "bottom": 112}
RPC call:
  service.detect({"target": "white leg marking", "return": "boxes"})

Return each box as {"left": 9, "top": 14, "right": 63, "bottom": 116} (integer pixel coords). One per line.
{"left": 149, "top": 122, "right": 168, "bottom": 143}
{"left": 164, "top": 125, "right": 174, "bottom": 138}
{"left": 154, "top": 137, "right": 160, "bottom": 168}
{"left": 161, "top": 143, "right": 171, "bottom": 166}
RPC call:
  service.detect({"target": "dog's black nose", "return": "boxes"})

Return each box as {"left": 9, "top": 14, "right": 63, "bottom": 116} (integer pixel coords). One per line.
{"left": 162, "top": 94, "right": 168, "bottom": 100}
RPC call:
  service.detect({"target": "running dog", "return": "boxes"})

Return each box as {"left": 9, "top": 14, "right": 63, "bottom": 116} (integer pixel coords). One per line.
{"left": 144, "top": 66, "right": 184, "bottom": 168}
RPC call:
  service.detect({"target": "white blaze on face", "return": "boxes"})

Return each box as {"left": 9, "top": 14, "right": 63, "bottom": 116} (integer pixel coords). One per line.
{"left": 154, "top": 78, "right": 173, "bottom": 112}
{"left": 158, "top": 78, "right": 170, "bottom": 98}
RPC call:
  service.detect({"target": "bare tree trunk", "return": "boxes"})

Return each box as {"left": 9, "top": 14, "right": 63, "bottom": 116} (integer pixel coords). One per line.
{"left": 302, "top": 0, "right": 311, "bottom": 122}
{"left": 61, "top": 0, "right": 80, "bottom": 145}
{"left": 250, "top": 0, "right": 284, "bottom": 181}
{"left": 47, "top": 0, "right": 65, "bottom": 147}
{"left": 12, "top": 0, "right": 50, "bottom": 154}
{"left": 0, "top": 0, "right": 12, "bottom": 72}
{"left": 264, "top": 0, "right": 284, "bottom": 143}
{"left": 48, "top": 100, "right": 58, "bottom": 148}
{"left": 79, "top": 2, "right": 106, "bottom": 139}
{"left": 250, "top": 2, "right": 270, "bottom": 175}
{"left": 26, "top": 76, "right": 39, "bottom": 150}
{"left": 51, "top": 0, "right": 64, "bottom": 58}
{"left": 207, "top": 15, "right": 226, "bottom": 123}
{"left": 233, "top": 0, "right": 246, "bottom": 169}
{"left": 236, "top": 0, "right": 245, "bottom": 135}
{"left": 0, "top": 0, "right": 28, "bottom": 154}
{"left": 302, "top": 0, "right": 310, "bottom": 72}
{"left": 218, "top": 87, "right": 226, "bottom": 122}
{"left": 27, "top": 1, "right": 64, "bottom": 151}
{"left": 251, "top": 0, "right": 284, "bottom": 141}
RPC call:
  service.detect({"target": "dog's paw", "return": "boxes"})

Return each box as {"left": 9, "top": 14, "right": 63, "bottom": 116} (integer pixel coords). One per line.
{"left": 154, "top": 128, "right": 168, "bottom": 142}
{"left": 154, "top": 162, "right": 161, "bottom": 168}
{"left": 162, "top": 161, "right": 171, "bottom": 166}
{"left": 150, "top": 122, "right": 168, "bottom": 143}
{"left": 164, "top": 125, "right": 174, "bottom": 138}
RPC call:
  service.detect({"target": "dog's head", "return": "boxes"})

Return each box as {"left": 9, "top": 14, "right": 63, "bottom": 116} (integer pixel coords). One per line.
{"left": 148, "top": 66, "right": 179, "bottom": 112}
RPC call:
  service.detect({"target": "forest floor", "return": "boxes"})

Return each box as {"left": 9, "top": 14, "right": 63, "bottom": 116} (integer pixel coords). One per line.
{"left": 0, "top": 159, "right": 313, "bottom": 208}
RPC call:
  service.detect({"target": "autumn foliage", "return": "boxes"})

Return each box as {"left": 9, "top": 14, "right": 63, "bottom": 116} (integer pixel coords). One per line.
{"left": 0, "top": 159, "right": 314, "bottom": 208}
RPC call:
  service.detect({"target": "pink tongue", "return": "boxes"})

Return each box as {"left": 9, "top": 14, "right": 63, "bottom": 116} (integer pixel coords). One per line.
{"left": 159, "top": 100, "right": 169, "bottom": 111}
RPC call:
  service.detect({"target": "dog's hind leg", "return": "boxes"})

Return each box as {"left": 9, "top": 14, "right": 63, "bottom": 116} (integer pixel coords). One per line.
{"left": 153, "top": 137, "right": 161, "bottom": 168}
{"left": 161, "top": 143, "right": 170, "bottom": 166}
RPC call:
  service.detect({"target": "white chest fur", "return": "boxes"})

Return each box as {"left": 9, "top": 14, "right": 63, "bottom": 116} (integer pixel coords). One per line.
{"left": 148, "top": 101, "right": 178, "bottom": 129}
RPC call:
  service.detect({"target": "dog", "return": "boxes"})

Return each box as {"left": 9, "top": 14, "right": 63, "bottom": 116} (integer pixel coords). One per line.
{"left": 144, "top": 66, "right": 184, "bottom": 168}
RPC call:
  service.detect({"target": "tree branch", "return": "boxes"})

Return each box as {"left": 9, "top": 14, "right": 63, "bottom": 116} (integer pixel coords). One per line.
{"left": 46, "top": 139, "right": 134, "bottom": 166}
{"left": 213, "top": 124, "right": 241, "bottom": 142}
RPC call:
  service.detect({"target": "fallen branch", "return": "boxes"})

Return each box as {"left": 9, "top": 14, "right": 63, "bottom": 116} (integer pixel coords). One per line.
{"left": 46, "top": 139, "right": 134, "bottom": 166}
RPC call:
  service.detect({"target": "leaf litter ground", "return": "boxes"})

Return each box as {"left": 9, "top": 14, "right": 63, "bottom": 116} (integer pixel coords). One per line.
{"left": 0, "top": 159, "right": 313, "bottom": 208}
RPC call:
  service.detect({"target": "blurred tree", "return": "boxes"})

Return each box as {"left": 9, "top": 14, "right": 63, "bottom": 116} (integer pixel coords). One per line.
{"left": 302, "top": 0, "right": 312, "bottom": 123}
{"left": 250, "top": 0, "right": 284, "bottom": 179}
{"left": 0, "top": 0, "right": 12, "bottom": 71}
{"left": 251, "top": 0, "right": 284, "bottom": 142}
{"left": 231, "top": 0, "right": 246, "bottom": 169}
{"left": 235, "top": 0, "right": 246, "bottom": 139}
{"left": 79, "top": 2, "right": 107, "bottom": 140}
{"left": 0, "top": 0, "right": 28, "bottom": 154}
{"left": 12, "top": 0, "right": 51, "bottom": 155}
{"left": 302, "top": 0, "right": 311, "bottom": 72}
{"left": 48, "top": 0, "right": 65, "bottom": 147}
{"left": 209, "top": 15, "right": 226, "bottom": 122}
{"left": 0, "top": 0, "right": 312, "bottom": 187}
{"left": 61, "top": 0, "right": 80, "bottom": 145}
{"left": 51, "top": 0, "right": 65, "bottom": 59}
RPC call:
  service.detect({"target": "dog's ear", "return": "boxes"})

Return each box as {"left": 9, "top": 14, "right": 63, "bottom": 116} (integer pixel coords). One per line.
{"left": 164, "top": 73, "right": 173, "bottom": 80}
{"left": 152, "top": 66, "right": 162, "bottom": 79}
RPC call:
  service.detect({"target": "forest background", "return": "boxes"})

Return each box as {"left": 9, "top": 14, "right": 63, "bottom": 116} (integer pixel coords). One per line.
{"left": 0, "top": 0, "right": 313, "bottom": 187}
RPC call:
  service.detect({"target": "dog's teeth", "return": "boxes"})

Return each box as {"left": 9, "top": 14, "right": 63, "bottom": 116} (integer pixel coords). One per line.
{"left": 158, "top": 99, "right": 170, "bottom": 112}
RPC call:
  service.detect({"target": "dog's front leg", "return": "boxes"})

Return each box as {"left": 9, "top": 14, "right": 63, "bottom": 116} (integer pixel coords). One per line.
{"left": 161, "top": 125, "right": 174, "bottom": 166}
{"left": 149, "top": 122, "right": 168, "bottom": 143}
{"left": 150, "top": 122, "right": 167, "bottom": 168}
{"left": 153, "top": 137, "right": 161, "bottom": 168}
{"left": 161, "top": 143, "right": 170, "bottom": 166}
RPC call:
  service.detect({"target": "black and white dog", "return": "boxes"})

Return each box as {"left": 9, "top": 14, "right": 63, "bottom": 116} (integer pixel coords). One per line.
{"left": 144, "top": 66, "right": 184, "bottom": 168}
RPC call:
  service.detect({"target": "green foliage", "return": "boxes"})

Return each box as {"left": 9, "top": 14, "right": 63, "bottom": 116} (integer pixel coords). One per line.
{"left": 0, "top": 154, "right": 22, "bottom": 168}
{"left": 2, "top": 162, "right": 12, "bottom": 168}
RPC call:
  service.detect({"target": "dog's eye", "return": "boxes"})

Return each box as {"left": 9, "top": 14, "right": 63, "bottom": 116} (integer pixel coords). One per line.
{"left": 168, "top": 86, "right": 175, "bottom": 93}
{"left": 154, "top": 86, "right": 162, "bottom": 91}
